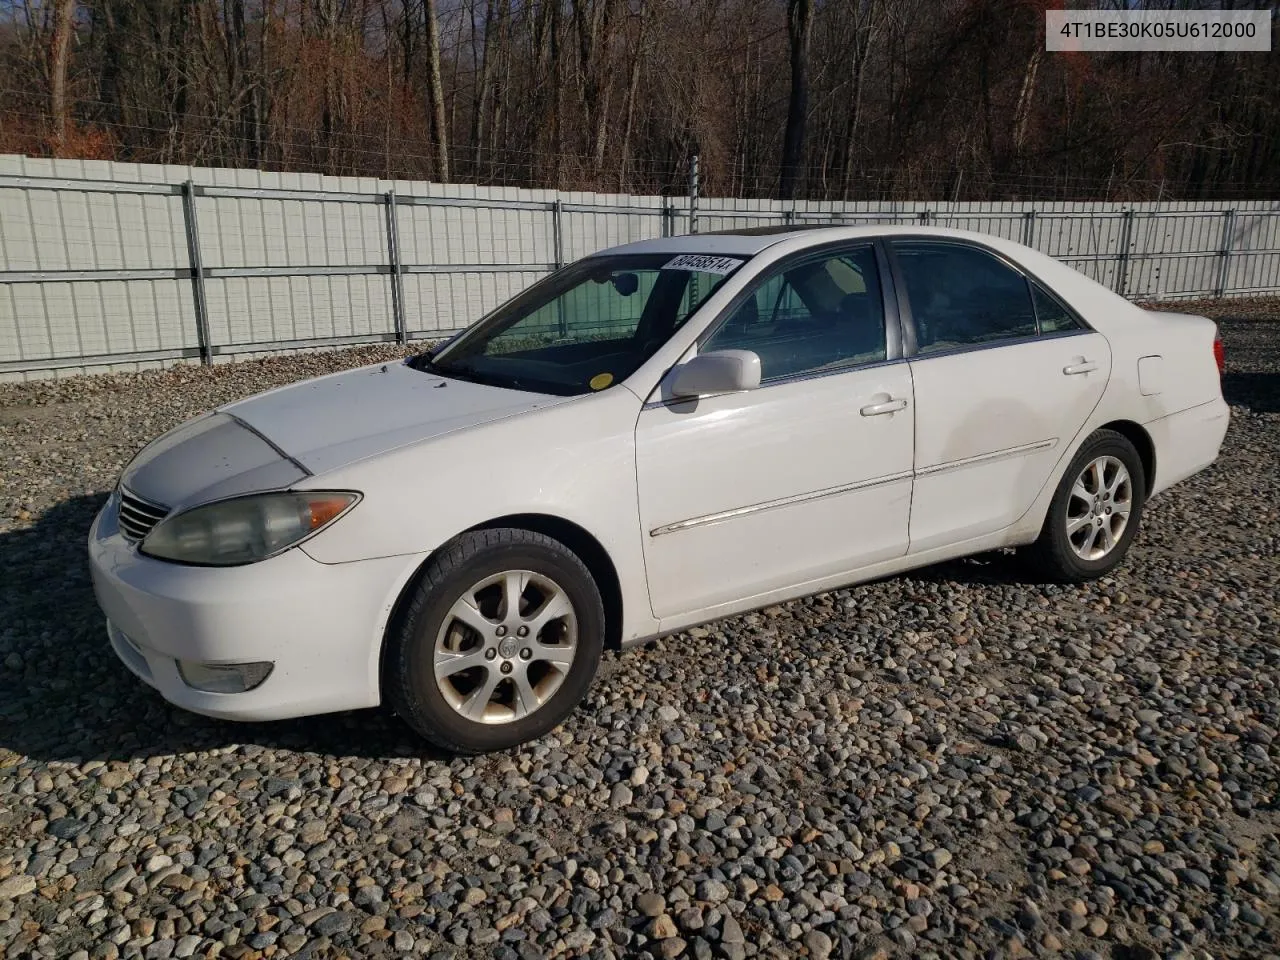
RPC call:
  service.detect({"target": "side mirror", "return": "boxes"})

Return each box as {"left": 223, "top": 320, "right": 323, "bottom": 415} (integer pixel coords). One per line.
{"left": 670, "top": 349, "right": 762, "bottom": 398}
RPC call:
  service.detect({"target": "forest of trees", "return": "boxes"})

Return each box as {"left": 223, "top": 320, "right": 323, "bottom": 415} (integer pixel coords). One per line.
{"left": 0, "top": 0, "right": 1277, "bottom": 201}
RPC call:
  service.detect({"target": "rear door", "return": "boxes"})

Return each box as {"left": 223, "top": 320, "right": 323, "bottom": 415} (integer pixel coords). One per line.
{"left": 889, "top": 240, "right": 1111, "bottom": 552}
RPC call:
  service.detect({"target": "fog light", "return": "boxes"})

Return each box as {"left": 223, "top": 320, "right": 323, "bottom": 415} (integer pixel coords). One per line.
{"left": 177, "top": 660, "right": 274, "bottom": 694}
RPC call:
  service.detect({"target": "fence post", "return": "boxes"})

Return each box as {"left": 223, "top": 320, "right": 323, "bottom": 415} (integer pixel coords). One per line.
{"left": 384, "top": 190, "right": 407, "bottom": 344}
{"left": 1215, "top": 209, "right": 1236, "bottom": 298}
{"left": 1116, "top": 209, "right": 1135, "bottom": 298}
{"left": 180, "top": 180, "right": 213, "bottom": 366}
{"left": 552, "top": 199, "right": 565, "bottom": 269}
{"left": 1021, "top": 209, "right": 1037, "bottom": 248}
{"left": 688, "top": 154, "right": 700, "bottom": 234}
{"left": 552, "top": 199, "right": 567, "bottom": 337}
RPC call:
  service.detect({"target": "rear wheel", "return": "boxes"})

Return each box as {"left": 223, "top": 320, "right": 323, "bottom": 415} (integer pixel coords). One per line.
{"left": 1025, "top": 429, "right": 1146, "bottom": 583}
{"left": 386, "top": 528, "right": 604, "bottom": 753}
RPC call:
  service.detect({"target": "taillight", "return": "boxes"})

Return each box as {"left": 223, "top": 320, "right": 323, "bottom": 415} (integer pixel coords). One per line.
{"left": 1213, "top": 333, "right": 1225, "bottom": 375}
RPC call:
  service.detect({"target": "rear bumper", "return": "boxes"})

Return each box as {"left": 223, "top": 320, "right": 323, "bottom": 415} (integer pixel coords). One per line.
{"left": 1147, "top": 396, "right": 1230, "bottom": 497}
{"left": 88, "top": 500, "right": 425, "bottom": 721}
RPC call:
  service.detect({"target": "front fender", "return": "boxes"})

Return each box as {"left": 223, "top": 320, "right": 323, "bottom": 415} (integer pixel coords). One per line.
{"left": 296, "top": 388, "right": 660, "bottom": 644}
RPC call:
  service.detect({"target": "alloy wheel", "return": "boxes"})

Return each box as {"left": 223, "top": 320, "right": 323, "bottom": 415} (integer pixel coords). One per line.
{"left": 433, "top": 570, "right": 578, "bottom": 724}
{"left": 1065, "top": 455, "right": 1133, "bottom": 561}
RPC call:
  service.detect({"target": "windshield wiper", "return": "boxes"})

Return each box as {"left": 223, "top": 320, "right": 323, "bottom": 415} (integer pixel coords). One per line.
{"left": 407, "top": 351, "right": 548, "bottom": 394}
{"left": 406, "top": 352, "right": 497, "bottom": 387}
{"left": 407, "top": 351, "right": 471, "bottom": 380}
{"left": 406, "top": 349, "right": 442, "bottom": 373}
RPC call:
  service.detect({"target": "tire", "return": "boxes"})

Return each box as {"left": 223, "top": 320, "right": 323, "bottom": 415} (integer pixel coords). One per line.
{"left": 385, "top": 528, "right": 605, "bottom": 753}
{"left": 1024, "top": 428, "right": 1147, "bottom": 584}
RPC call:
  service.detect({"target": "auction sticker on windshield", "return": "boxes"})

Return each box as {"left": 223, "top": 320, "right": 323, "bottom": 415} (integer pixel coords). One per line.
{"left": 663, "top": 254, "right": 744, "bottom": 275}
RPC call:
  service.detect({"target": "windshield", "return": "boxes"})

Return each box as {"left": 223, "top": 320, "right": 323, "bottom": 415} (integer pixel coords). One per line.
{"left": 419, "top": 253, "right": 746, "bottom": 395}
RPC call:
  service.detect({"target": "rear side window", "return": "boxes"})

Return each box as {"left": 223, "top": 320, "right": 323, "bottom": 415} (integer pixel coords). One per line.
{"left": 1031, "top": 281, "right": 1082, "bottom": 334}
{"left": 894, "top": 243, "right": 1037, "bottom": 354}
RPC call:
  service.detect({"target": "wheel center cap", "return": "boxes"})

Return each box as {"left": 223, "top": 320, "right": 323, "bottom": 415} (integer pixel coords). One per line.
{"left": 498, "top": 636, "right": 518, "bottom": 659}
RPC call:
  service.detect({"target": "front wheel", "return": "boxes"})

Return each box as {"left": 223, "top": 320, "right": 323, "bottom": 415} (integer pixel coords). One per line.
{"left": 1024, "top": 429, "right": 1146, "bottom": 583}
{"left": 385, "top": 528, "right": 604, "bottom": 753}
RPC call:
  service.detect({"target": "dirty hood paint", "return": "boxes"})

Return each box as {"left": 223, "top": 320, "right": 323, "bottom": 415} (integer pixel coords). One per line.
{"left": 220, "top": 361, "right": 569, "bottom": 474}
{"left": 122, "top": 361, "right": 568, "bottom": 510}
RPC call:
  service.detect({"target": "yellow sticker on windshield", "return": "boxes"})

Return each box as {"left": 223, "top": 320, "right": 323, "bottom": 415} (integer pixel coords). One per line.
{"left": 589, "top": 372, "right": 614, "bottom": 391}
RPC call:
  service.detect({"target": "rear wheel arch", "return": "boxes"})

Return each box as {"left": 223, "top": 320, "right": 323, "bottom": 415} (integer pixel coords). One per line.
{"left": 1097, "top": 419, "right": 1155, "bottom": 496}
{"left": 1024, "top": 426, "right": 1147, "bottom": 582}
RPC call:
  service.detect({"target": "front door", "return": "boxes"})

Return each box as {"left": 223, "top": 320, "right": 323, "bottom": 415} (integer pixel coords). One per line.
{"left": 635, "top": 243, "right": 916, "bottom": 621}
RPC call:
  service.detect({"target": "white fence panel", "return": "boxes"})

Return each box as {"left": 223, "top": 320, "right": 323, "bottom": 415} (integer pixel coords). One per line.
{"left": 1, "top": 153, "right": 1278, "bottom": 381}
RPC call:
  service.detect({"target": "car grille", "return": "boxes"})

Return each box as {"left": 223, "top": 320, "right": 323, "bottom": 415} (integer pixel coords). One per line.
{"left": 117, "top": 488, "right": 170, "bottom": 543}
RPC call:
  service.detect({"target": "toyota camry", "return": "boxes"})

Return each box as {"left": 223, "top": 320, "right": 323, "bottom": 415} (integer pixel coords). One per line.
{"left": 89, "top": 226, "right": 1230, "bottom": 752}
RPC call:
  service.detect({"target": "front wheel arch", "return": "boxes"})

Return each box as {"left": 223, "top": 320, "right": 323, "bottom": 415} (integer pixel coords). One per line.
{"left": 382, "top": 527, "right": 605, "bottom": 751}
{"left": 467, "top": 515, "right": 622, "bottom": 652}
{"left": 379, "top": 514, "right": 622, "bottom": 700}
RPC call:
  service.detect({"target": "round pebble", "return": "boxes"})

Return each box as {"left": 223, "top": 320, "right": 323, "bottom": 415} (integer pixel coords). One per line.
{"left": 1, "top": 306, "right": 1278, "bottom": 958}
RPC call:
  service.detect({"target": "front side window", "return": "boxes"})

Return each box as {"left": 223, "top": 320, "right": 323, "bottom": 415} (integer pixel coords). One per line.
{"left": 703, "top": 246, "right": 887, "bottom": 381}
{"left": 894, "top": 243, "right": 1037, "bottom": 354}
{"left": 424, "top": 254, "right": 741, "bottom": 395}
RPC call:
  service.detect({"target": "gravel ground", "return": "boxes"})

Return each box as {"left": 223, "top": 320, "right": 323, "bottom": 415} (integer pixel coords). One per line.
{"left": 1, "top": 300, "right": 1278, "bottom": 960}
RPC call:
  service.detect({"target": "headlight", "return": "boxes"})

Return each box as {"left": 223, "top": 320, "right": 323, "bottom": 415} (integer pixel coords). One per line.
{"left": 141, "top": 491, "right": 359, "bottom": 566}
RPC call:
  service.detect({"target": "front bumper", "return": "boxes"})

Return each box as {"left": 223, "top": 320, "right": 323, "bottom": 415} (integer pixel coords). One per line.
{"left": 88, "top": 499, "right": 425, "bottom": 721}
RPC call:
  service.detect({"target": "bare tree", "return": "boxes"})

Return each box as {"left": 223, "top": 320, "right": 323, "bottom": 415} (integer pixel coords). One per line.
{"left": 470, "top": 0, "right": 500, "bottom": 167}
{"left": 3, "top": 0, "right": 1277, "bottom": 199}
{"left": 779, "top": 0, "right": 812, "bottom": 200}
{"left": 424, "top": 0, "right": 449, "bottom": 180}
{"left": 47, "top": 0, "right": 75, "bottom": 149}
{"left": 573, "top": 0, "right": 613, "bottom": 168}
{"left": 617, "top": 0, "right": 647, "bottom": 188}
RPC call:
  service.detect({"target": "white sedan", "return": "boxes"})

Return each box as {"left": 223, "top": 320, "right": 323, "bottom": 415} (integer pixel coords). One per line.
{"left": 89, "top": 226, "right": 1230, "bottom": 752}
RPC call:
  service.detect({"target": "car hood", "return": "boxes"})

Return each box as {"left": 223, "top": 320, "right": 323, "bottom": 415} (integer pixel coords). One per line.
{"left": 219, "top": 360, "right": 570, "bottom": 475}
{"left": 120, "top": 412, "right": 310, "bottom": 512}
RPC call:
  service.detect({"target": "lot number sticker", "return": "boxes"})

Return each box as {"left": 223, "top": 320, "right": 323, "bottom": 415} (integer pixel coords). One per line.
{"left": 663, "top": 254, "right": 744, "bottom": 275}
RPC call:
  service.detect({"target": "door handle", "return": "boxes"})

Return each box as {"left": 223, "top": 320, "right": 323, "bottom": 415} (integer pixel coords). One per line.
{"left": 1063, "top": 360, "right": 1098, "bottom": 375}
{"left": 860, "top": 398, "right": 909, "bottom": 417}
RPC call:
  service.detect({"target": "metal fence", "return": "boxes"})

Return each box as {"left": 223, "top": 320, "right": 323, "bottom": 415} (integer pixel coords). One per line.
{"left": 1, "top": 155, "right": 1278, "bottom": 381}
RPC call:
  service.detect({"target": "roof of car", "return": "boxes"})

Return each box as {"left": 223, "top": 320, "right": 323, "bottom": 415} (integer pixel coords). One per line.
{"left": 700, "top": 224, "right": 843, "bottom": 237}
{"left": 594, "top": 224, "right": 1140, "bottom": 337}
{"left": 597, "top": 224, "right": 998, "bottom": 258}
